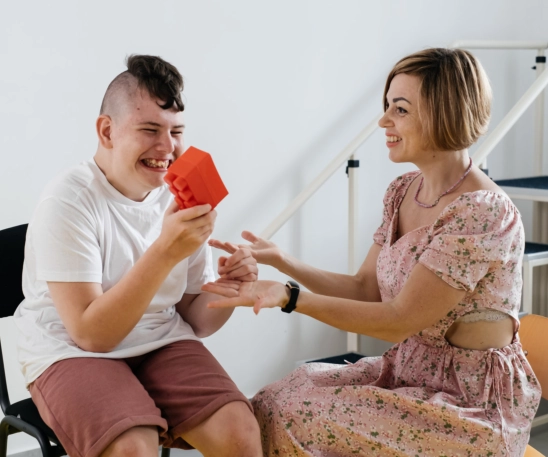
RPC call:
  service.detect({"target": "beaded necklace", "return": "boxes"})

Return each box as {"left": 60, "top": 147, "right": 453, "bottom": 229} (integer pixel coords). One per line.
{"left": 414, "top": 158, "right": 473, "bottom": 208}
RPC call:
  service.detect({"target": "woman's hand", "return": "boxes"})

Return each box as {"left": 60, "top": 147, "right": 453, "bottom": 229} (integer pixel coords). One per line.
{"left": 209, "top": 231, "right": 285, "bottom": 269}
{"left": 201, "top": 278, "right": 289, "bottom": 314}
{"left": 217, "top": 248, "right": 258, "bottom": 282}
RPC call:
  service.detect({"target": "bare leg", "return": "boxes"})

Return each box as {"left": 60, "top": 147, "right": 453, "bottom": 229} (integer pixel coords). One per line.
{"left": 182, "top": 401, "right": 262, "bottom": 457}
{"left": 100, "top": 426, "right": 159, "bottom": 457}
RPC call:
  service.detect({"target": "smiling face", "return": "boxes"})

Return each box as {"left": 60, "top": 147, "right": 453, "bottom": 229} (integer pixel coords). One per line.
{"left": 378, "top": 73, "right": 430, "bottom": 165}
{"left": 96, "top": 89, "right": 185, "bottom": 201}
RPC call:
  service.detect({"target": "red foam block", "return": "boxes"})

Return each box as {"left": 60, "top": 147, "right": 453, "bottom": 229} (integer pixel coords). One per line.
{"left": 164, "top": 146, "right": 228, "bottom": 210}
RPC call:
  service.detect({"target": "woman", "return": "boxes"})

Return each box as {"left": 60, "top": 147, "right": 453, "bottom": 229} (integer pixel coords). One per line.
{"left": 203, "top": 48, "right": 541, "bottom": 456}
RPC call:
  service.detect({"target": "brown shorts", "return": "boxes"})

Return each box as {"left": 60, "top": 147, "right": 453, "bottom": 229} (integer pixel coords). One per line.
{"left": 29, "top": 340, "right": 251, "bottom": 457}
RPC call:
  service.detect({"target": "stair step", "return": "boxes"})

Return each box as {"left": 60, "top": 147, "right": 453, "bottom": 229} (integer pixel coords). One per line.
{"left": 496, "top": 176, "right": 548, "bottom": 189}
{"left": 524, "top": 241, "right": 548, "bottom": 261}
{"left": 496, "top": 176, "right": 548, "bottom": 202}
{"left": 305, "top": 352, "right": 365, "bottom": 365}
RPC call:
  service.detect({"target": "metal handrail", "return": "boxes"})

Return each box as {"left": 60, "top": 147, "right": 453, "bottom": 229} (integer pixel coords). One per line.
{"left": 451, "top": 40, "right": 548, "bottom": 50}
{"left": 259, "top": 112, "right": 383, "bottom": 240}
{"left": 453, "top": 40, "right": 547, "bottom": 172}
{"left": 471, "top": 65, "right": 548, "bottom": 166}
{"left": 261, "top": 41, "right": 548, "bottom": 241}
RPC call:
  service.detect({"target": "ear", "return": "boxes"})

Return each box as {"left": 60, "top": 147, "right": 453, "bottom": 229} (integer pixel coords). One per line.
{"left": 96, "top": 115, "right": 114, "bottom": 149}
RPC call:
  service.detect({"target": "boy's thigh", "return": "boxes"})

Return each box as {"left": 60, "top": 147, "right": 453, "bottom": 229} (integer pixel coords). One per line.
{"left": 134, "top": 340, "right": 252, "bottom": 449}
{"left": 30, "top": 357, "right": 167, "bottom": 457}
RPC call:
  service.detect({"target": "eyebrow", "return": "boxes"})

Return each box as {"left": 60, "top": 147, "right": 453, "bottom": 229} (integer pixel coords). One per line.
{"left": 393, "top": 97, "right": 411, "bottom": 104}
{"left": 138, "top": 122, "right": 186, "bottom": 129}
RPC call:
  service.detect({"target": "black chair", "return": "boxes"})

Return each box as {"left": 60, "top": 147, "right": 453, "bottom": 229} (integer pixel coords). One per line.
{"left": 0, "top": 224, "right": 171, "bottom": 457}
{"left": 0, "top": 224, "right": 65, "bottom": 457}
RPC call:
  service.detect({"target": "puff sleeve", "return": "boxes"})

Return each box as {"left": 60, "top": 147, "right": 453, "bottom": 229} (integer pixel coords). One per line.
{"left": 419, "top": 192, "right": 524, "bottom": 292}
{"left": 373, "top": 172, "right": 421, "bottom": 246}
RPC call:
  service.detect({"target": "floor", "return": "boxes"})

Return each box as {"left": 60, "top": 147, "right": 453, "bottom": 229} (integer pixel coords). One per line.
{"left": 162, "top": 450, "right": 201, "bottom": 456}
{"left": 529, "top": 423, "right": 548, "bottom": 455}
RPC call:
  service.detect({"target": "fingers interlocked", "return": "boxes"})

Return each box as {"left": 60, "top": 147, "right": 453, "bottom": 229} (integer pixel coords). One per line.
{"left": 218, "top": 248, "right": 258, "bottom": 281}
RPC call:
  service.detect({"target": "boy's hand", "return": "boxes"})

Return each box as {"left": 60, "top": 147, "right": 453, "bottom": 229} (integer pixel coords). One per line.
{"left": 156, "top": 200, "right": 216, "bottom": 263}
{"left": 217, "top": 247, "right": 258, "bottom": 282}
{"left": 209, "top": 230, "right": 284, "bottom": 269}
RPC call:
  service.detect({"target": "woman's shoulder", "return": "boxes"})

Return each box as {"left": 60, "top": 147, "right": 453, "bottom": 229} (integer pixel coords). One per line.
{"left": 386, "top": 170, "right": 421, "bottom": 193}
{"left": 443, "top": 189, "right": 516, "bottom": 214}
{"left": 383, "top": 171, "right": 421, "bottom": 206}
{"left": 436, "top": 190, "right": 521, "bottom": 236}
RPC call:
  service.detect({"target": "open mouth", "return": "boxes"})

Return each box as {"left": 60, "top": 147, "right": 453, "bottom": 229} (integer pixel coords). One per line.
{"left": 386, "top": 136, "right": 402, "bottom": 143}
{"left": 141, "top": 158, "right": 172, "bottom": 169}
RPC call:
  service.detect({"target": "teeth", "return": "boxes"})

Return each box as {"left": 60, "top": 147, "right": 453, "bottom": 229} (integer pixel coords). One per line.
{"left": 143, "top": 158, "right": 169, "bottom": 168}
{"left": 387, "top": 136, "right": 402, "bottom": 143}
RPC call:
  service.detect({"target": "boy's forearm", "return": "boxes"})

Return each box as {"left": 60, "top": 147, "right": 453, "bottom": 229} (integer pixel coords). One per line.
{"left": 76, "top": 242, "right": 177, "bottom": 352}
{"left": 177, "top": 292, "right": 234, "bottom": 338}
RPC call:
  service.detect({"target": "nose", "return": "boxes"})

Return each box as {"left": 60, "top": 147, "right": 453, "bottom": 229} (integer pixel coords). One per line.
{"left": 378, "top": 110, "right": 392, "bottom": 129}
{"left": 156, "top": 131, "right": 176, "bottom": 154}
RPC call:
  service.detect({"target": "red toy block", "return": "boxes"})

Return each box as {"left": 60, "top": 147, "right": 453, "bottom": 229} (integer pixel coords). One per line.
{"left": 164, "top": 146, "right": 228, "bottom": 210}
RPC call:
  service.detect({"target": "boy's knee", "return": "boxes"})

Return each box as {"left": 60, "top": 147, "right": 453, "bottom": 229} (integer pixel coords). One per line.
{"left": 186, "top": 401, "right": 262, "bottom": 457}
{"left": 218, "top": 408, "right": 261, "bottom": 457}
{"left": 102, "top": 426, "right": 158, "bottom": 457}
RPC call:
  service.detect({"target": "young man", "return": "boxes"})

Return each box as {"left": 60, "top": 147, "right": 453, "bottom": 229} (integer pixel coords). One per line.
{"left": 14, "top": 55, "right": 261, "bottom": 457}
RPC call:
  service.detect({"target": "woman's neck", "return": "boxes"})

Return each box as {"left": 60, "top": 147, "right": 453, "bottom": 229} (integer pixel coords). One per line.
{"left": 414, "top": 150, "right": 470, "bottom": 202}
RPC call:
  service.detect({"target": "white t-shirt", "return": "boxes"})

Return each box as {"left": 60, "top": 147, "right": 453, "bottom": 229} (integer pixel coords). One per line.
{"left": 14, "top": 159, "right": 215, "bottom": 385}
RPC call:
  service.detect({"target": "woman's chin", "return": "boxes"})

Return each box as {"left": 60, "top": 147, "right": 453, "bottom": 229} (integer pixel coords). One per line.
{"left": 388, "top": 150, "right": 406, "bottom": 164}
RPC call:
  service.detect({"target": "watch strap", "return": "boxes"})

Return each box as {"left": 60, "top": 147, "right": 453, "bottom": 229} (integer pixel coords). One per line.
{"left": 282, "top": 280, "right": 300, "bottom": 313}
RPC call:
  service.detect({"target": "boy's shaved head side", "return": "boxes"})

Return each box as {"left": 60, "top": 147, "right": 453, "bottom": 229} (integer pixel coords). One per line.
{"left": 100, "top": 54, "right": 185, "bottom": 119}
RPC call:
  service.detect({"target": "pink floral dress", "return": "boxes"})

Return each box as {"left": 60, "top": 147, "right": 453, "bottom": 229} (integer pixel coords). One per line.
{"left": 252, "top": 172, "right": 541, "bottom": 456}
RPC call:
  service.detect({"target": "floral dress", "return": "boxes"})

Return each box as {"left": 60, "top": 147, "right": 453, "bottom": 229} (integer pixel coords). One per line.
{"left": 252, "top": 172, "right": 541, "bottom": 456}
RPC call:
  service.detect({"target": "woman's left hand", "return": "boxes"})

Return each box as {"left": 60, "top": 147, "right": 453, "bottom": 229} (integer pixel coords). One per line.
{"left": 201, "top": 278, "right": 289, "bottom": 314}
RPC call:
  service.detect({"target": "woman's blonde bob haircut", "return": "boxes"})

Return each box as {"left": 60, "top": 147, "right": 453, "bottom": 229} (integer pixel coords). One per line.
{"left": 383, "top": 48, "right": 492, "bottom": 151}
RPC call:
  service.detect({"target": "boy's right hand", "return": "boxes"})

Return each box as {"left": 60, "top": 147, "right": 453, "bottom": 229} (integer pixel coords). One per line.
{"left": 156, "top": 200, "right": 216, "bottom": 263}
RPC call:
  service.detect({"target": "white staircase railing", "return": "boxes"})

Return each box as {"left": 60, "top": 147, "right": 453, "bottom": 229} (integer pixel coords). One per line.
{"left": 452, "top": 41, "right": 548, "bottom": 174}
{"left": 452, "top": 40, "right": 548, "bottom": 50}
{"left": 259, "top": 113, "right": 383, "bottom": 240}
{"left": 471, "top": 64, "right": 548, "bottom": 167}
{"left": 259, "top": 113, "right": 382, "bottom": 353}
{"left": 259, "top": 41, "right": 548, "bottom": 355}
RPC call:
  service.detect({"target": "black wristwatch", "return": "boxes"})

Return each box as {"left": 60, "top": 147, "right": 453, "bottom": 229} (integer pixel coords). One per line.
{"left": 281, "top": 280, "right": 300, "bottom": 313}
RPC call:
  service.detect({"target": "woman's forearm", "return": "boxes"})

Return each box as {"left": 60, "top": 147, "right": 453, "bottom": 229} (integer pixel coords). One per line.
{"left": 287, "top": 264, "right": 466, "bottom": 344}
{"left": 293, "top": 291, "right": 404, "bottom": 343}
{"left": 275, "top": 244, "right": 382, "bottom": 302}
{"left": 277, "top": 254, "right": 369, "bottom": 300}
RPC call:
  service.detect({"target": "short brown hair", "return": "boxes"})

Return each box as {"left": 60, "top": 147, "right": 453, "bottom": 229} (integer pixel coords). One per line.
{"left": 100, "top": 54, "right": 184, "bottom": 114}
{"left": 383, "top": 48, "right": 491, "bottom": 151}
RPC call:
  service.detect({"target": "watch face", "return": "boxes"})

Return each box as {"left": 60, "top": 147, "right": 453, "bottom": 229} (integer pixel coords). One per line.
{"left": 287, "top": 280, "right": 299, "bottom": 290}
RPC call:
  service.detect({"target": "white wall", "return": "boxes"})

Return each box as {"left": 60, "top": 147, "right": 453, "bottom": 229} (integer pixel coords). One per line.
{"left": 1, "top": 0, "right": 547, "bottom": 453}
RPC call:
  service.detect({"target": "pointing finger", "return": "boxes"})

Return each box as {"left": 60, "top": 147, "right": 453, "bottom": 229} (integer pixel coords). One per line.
{"left": 223, "top": 249, "right": 252, "bottom": 268}
{"left": 241, "top": 231, "right": 260, "bottom": 243}
{"left": 209, "top": 239, "right": 238, "bottom": 254}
